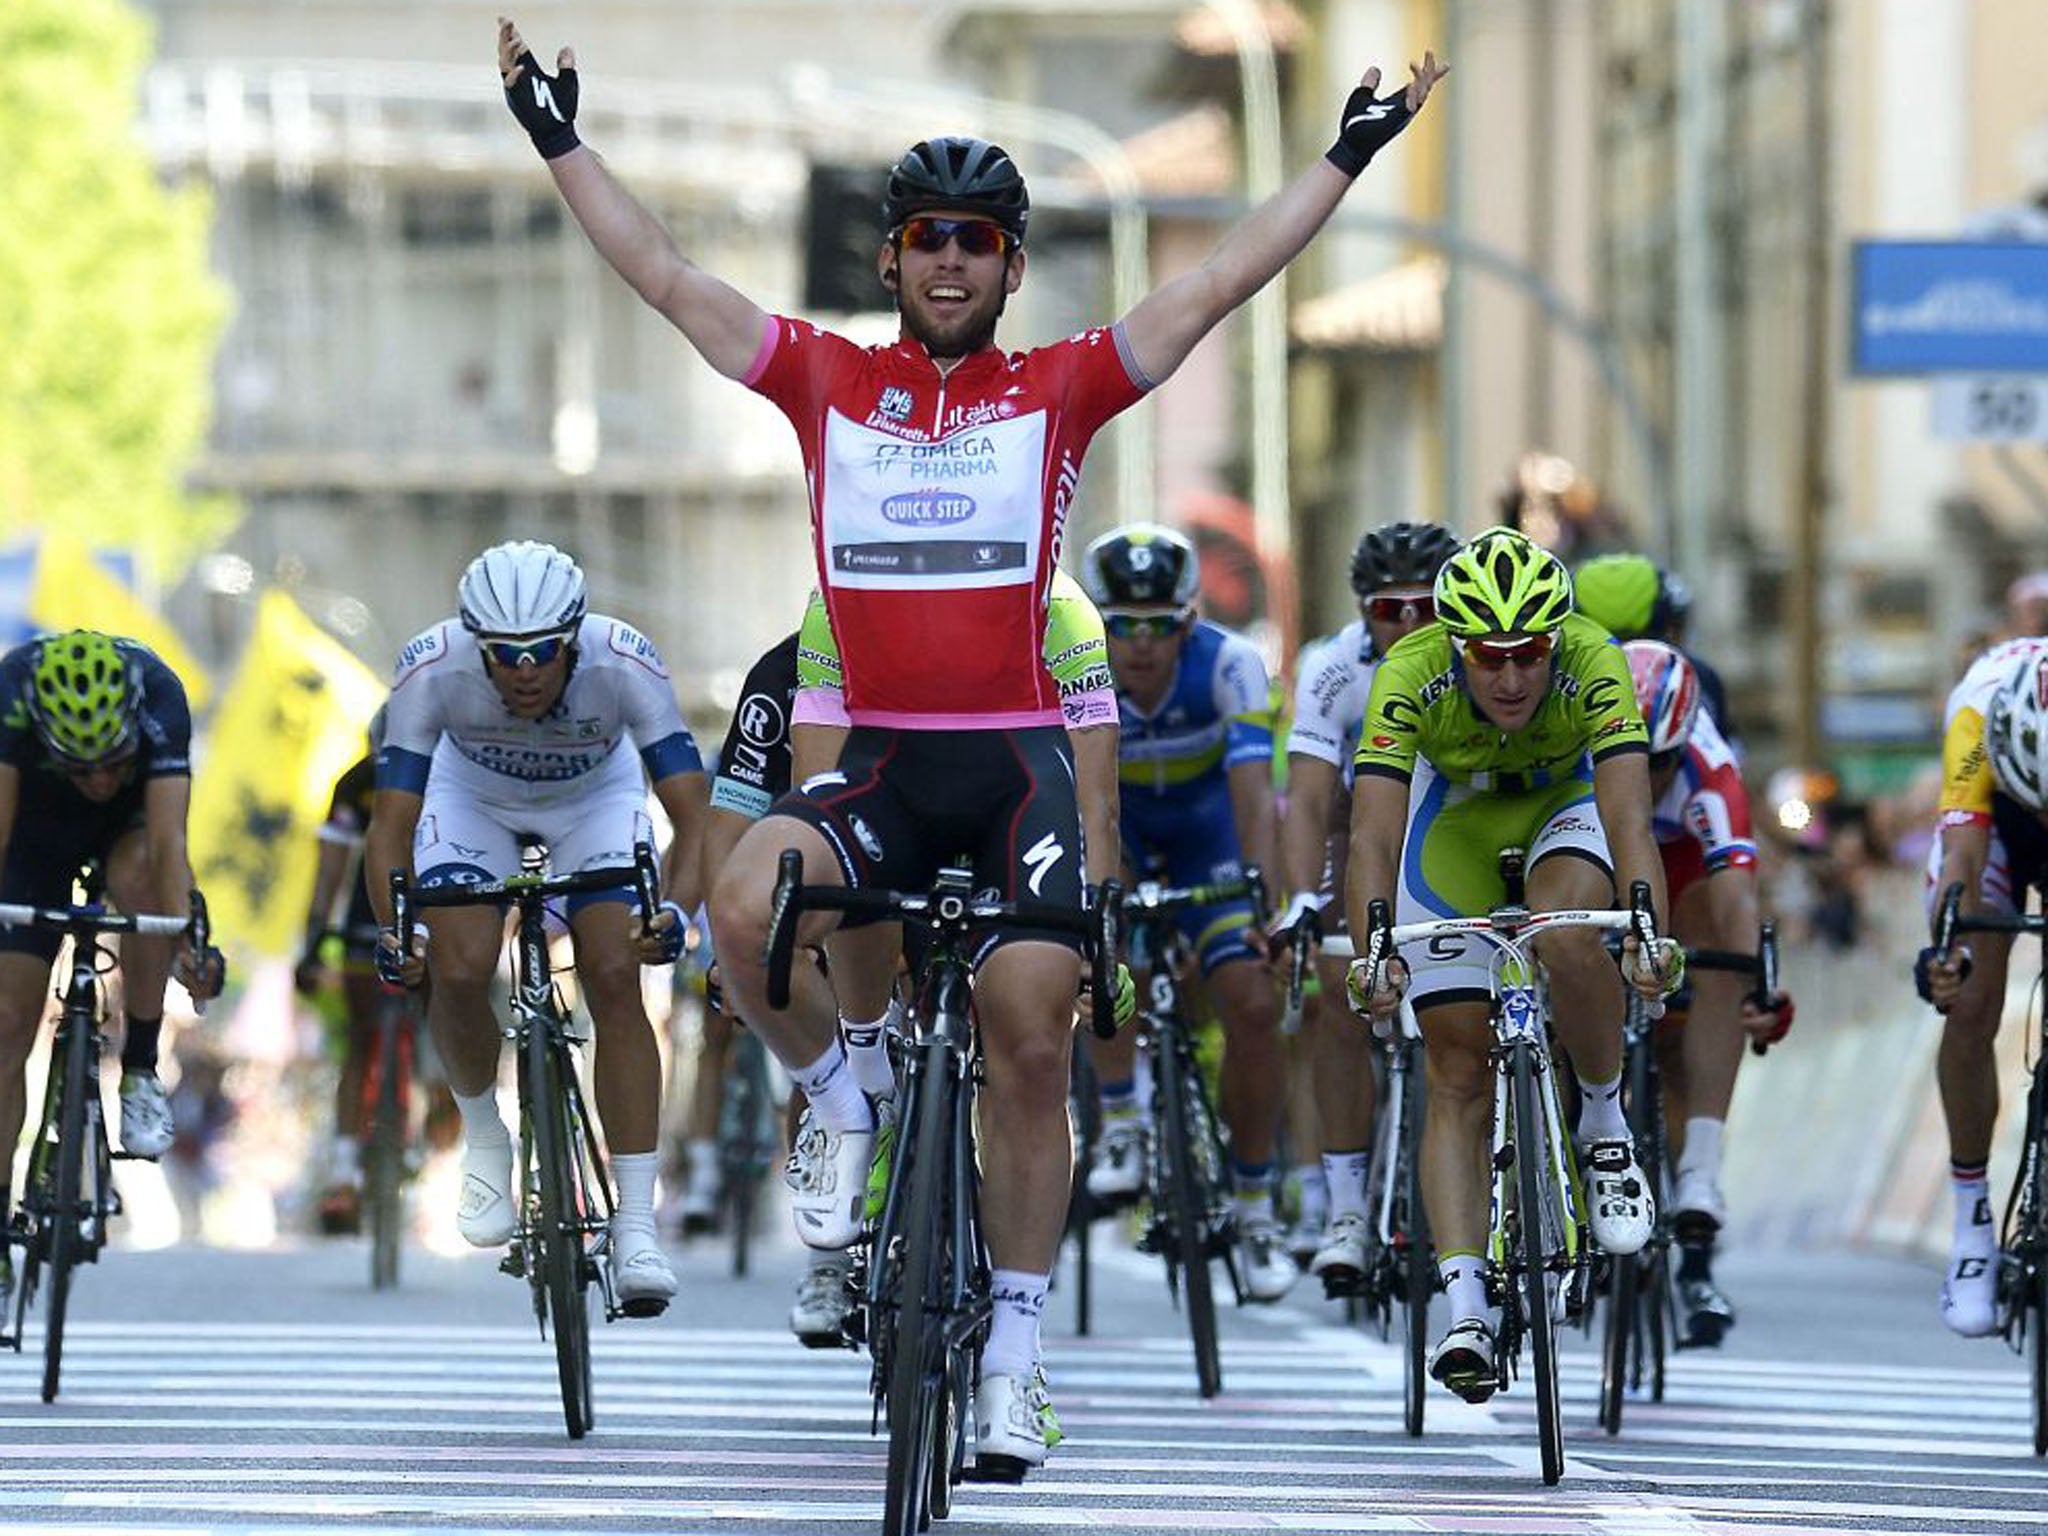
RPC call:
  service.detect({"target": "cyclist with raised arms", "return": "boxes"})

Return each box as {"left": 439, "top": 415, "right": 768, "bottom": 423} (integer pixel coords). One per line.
{"left": 1624, "top": 640, "right": 1793, "bottom": 1345}
{"left": 1344, "top": 529, "right": 1681, "bottom": 1403}
{"left": 1075, "top": 522, "right": 1296, "bottom": 1301}
{"left": 496, "top": 13, "right": 1442, "bottom": 1466}
{"left": 1270, "top": 520, "right": 1459, "bottom": 1289}
{"left": 0, "top": 630, "right": 226, "bottom": 1297}
{"left": 1917, "top": 637, "right": 2048, "bottom": 1335}
{"left": 366, "top": 541, "right": 709, "bottom": 1317}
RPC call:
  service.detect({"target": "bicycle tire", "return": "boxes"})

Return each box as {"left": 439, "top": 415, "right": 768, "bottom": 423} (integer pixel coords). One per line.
{"left": 1398, "top": 1043, "right": 1431, "bottom": 1439}
{"left": 725, "top": 1048, "right": 762, "bottom": 1280}
{"left": 1158, "top": 1027, "right": 1222, "bottom": 1399}
{"left": 929, "top": 1335, "right": 969, "bottom": 1521}
{"left": 1600, "top": 1030, "right": 1656, "bottom": 1434}
{"left": 366, "top": 1006, "right": 405, "bottom": 1291}
{"left": 528, "top": 1021, "right": 594, "bottom": 1439}
{"left": 1510, "top": 1042, "right": 1566, "bottom": 1485}
{"left": 41, "top": 1006, "right": 92, "bottom": 1404}
{"left": 884, "top": 1040, "right": 950, "bottom": 1536}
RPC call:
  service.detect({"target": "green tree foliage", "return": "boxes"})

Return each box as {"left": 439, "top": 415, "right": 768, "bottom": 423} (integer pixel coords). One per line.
{"left": 0, "top": 0, "right": 232, "bottom": 577}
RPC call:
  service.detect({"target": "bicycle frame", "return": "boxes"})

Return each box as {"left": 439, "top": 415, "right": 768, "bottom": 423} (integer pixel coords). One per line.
{"left": 0, "top": 891, "right": 198, "bottom": 1398}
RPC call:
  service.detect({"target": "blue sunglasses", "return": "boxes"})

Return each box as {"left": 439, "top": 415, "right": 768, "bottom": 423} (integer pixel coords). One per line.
{"left": 481, "top": 633, "right": 572, "bottom": 669}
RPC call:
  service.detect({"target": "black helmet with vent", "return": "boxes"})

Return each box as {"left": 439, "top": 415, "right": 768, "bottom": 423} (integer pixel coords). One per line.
{"left": 883, "top": 137, "right": 1029, "bottom": 243}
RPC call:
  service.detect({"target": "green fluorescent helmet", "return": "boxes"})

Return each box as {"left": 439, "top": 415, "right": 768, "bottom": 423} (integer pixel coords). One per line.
{"left": 1571, "top": 553, "right": 1661, "bottom": 640}
{"left": 27, "top": 630, "right": 139, "bottom": 765}
{"left": 1432, "top": 528, "right": 1574, "bottom": 638}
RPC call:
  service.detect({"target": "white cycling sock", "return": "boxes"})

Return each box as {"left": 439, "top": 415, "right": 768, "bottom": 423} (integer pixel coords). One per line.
{"left": 1576, "top": 1072, "right": 1629, "bottom": 1143}
{"left": 1953, "top": 1168, "right": 1995, "bottom": 1252}
{"left": 982, "top": 1268, "right": 1050, "bottom": 1377}
{"left": 1294, "top": 1162, "right": 1329, "bottom": 1226}
{"left": 685, "top": 1136, "right": 718, "bottom": 1190}
{"left": 841, "top": 1000, "right": 902, "bottom": 1100}
{"left": 1322, "top": 1149, "right": 1371, "bottom": 1221}
{"left": 1438, "top": 1251, "right": 1488, "bottom": 1324}
{"left": 794, "top": 1041, "right": 873, "bottom": 1134}
{"left": 1677, "top": 1116, "right": 1724, "bottom": 1186}
{"left": 331, "top": 1135, "right": 361, "bottom": 1181}
{"left": 454, "top": 1088, "right": 510, "bottom": 1150}
{"left": 612, "top": 1151, "right": 658, "bottom": 1230}
{"left": 807, "top": 1243, "right": 849, "bottom": 1273}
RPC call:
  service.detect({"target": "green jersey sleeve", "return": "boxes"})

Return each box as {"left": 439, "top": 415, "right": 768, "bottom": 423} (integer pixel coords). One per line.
{"left": 1563, "top": 615, "right": 1650, "bottom": 761}
{"left": 1045, "top": 570, "right": 1112, "bottom": 700}
{"left": 795, "top": 589, "right": 842, "bottom": 694}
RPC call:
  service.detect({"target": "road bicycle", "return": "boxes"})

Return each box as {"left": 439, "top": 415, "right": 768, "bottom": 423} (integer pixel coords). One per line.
{"left": 1115, "top": 871, "right": 1267, "bottom": 1399}
{"left": 1936, "top": 881, "right": 2048, "bottom": 1455}
{"left": 764, "top": 850, "right": 1117, "bottom": 1536}
{"left": 0, "top": 876, "right": 208, "bottom": 1402}
{"left": 391, "top": 841, "right": 661, "bottom": 1440}
{"left": 1351, "top": 848, "right": 1666, "bottom": 1484}
{"left": 1593, "top": 925, "right": 1776, "bottom": 1434}
{"left": 715, "top": 1016, "right": 776, "bottom": 1280}
{"left": 1290, "top": 916, "right": 1433, "bottom": 1437}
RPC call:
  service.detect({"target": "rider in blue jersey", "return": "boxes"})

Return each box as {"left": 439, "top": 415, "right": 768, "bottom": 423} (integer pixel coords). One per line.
{"left": 1078, "top": 524, "right": 1295, "bottom": 1302}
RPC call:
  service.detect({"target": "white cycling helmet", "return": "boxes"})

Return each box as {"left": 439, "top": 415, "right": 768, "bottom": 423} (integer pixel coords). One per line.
{"left": 1987, "top": 651, "right": 2048, "bottom": 812}
{"left": 1623, "top": 639, "right": 1701, "bottom": 757}
{"left": 457, "top": 541, "right": 587, "bottom": 638}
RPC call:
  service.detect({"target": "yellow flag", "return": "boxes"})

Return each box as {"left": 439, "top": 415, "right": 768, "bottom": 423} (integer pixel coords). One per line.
{"left": 190, "top": 590, "right": 384, "bottom": 958}
{"left": 27, "top": 530, "right": 213, "bottom": 710}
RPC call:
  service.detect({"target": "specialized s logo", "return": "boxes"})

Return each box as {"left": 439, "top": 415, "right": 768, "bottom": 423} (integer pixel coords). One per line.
{"left": 881, "top": 488, "right": 977, "bottom": 527}
{"left": 1022, "top": 832, "right": 1065, "bottom": 897}
{"left": 1345, "top": 102, "right": 1400, "bottom": 128}
{"left": 528, "top": 76, "right": 566, "bottom": 123}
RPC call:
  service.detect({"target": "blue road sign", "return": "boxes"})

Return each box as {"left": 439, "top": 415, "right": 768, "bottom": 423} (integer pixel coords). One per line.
{"left": 1851, "top": 241, "right": 2048, "bottom": 376}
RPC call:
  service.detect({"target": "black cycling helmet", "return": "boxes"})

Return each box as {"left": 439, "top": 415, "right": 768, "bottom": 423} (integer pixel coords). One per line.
{"left": 883, "top": 136, "right": 1030, "bottom": 243}
{"left": 1349, "top": 521, "right": 1462, "bottom": 598}
{"left": 1081, "top": 523, "right": 1199, "bottom": 608}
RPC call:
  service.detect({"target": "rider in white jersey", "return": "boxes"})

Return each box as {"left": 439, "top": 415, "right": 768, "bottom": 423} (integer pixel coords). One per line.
{"left": 1271, "top": 522, "right": 1459, "bottom": 1291}
{"left": 367, "top": 542, "right": 709, "bottom": 1315}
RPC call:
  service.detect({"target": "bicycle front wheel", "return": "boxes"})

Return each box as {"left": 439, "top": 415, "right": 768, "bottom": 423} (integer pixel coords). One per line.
{"left": 724, "top": 1042, "right": 766, "bottom": 1281}
{"left": 1158, "top": 1031, "right": 1222, "bottom": 1398}
{"left": 41, "top": 1008, "right": 93, "bottom": 1404}
{"left": 884, "top": 1043, "right": 950, "bottom": 1536}
{"left": 1510, "top": 1042, "right": 1565, "bottom": 1485}
{"left": 366, "top": 1006, "right": 405, "bottom": 1291}
{"left": 528, "top": 1022, "right": 594, "bottom": 1439}
{"left": 1396, "top": 1043, "right": 1431, "bottom": 1438}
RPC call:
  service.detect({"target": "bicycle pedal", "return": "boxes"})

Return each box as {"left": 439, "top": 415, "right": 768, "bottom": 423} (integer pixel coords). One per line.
{"left": 966, "top": 1454, "right": 1031, "bottom": 1485}
{"left": 109, "top": 1150, "right": 158, "bottom": 1164}
{"left": 618, "top": 1295, "right": 670, "bottom": 1321}
{"left": 498, "top": 1251, "right": 527, "bottom": 1279}
{"left": 1318, "top": 1269, "right": 1366, "bottom": 1300}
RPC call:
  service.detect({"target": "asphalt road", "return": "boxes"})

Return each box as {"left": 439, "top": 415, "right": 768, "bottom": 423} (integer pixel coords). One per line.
{"left": 3, "top": 1199, "right": 2044, "bottom": 1535}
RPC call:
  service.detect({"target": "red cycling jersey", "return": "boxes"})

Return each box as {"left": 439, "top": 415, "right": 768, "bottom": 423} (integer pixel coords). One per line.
{"left": 1650, "top": 709, "right": 1757, "bottom": 901}
{"left": 745, "top": 316, "right": 1150, "bottom": 729}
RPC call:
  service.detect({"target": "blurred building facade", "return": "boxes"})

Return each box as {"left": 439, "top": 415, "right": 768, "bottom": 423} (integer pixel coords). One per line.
{"left": 132, "top": 1, "right": 2048, "bottom": 761}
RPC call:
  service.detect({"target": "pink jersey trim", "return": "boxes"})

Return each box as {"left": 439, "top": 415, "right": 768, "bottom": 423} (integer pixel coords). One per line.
{"left": 793, "top": 686, "right": 853, "bottom": 729}
{"left": 740, "top": 314, "right": 780, "bottom": 387}
{"left": 849, "top": 706, "right": 1065, "bottom": 732}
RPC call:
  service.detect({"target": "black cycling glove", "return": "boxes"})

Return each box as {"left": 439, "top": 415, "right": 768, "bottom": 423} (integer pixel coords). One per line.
{"left": 504, "top": 50, "right": 581, "bottom": 160}
{"left": 1914, "top": 944, "right": 1971, "bottom": 1010}
{"left": 1325, "top": 78, "right": 1416, "bottom": 177}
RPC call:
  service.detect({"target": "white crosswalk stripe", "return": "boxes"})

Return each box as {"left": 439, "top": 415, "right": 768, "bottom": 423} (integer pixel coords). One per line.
{"left": 3, "top": 1310, "right": 2047, "bottom": 1533}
